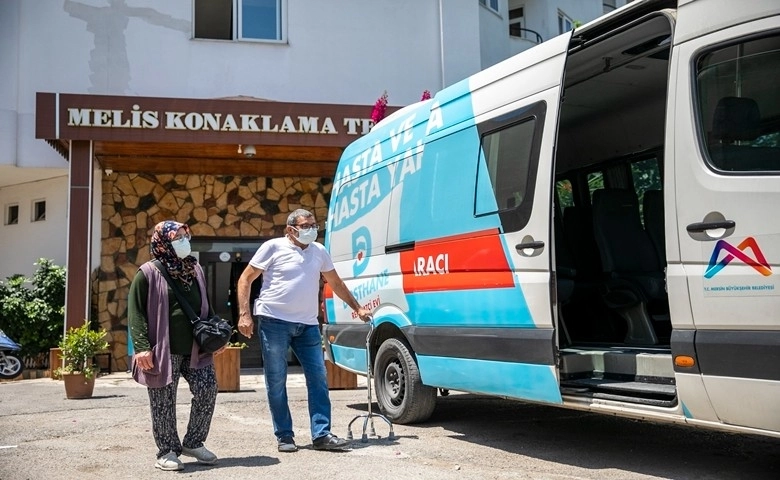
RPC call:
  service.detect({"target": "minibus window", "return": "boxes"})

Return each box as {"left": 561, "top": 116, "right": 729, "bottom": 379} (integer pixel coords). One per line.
{"left": 474, "top": 102, "right": 546, "bottom": 232}
{"left": 696, "top": 34, "right": 780, "bottom": 173}
{"left": 476, "top": 118, "right": 535, "bottom": 214}
{"left": 630, "top": 157, "right": 662, "bottom": 223}
{"left": 556, "top": 180, "right": 575, "bottom": 210}
{"left": 586, "top": 171, "right": 604, "bottom": 201}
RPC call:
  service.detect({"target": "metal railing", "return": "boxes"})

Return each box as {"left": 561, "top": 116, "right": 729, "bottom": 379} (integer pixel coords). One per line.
{"left": 509, "top": 26, "right": 543, "bottom": 44}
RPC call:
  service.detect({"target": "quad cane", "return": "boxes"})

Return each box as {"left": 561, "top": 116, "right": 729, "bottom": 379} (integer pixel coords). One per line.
{"left": 347, "top": 321, "right": 395, "bottom": 442}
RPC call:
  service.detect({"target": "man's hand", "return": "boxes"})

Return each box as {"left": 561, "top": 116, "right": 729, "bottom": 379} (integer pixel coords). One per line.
{"left": 135, "top": 350, "right": 154, "bottom": 371}
{"left": 213, "top": 345, "right": 228, "bottom": 355}
{"left": 356, "top": 307, "right": 373, "bottom": 323}
{"left": 238, "top": 313, "right": 254, "bottom": 339}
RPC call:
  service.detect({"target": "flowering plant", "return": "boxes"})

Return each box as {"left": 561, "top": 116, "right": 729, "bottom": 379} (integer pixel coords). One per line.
{"left": 371, "top": 91, "right": 389, "bottom": 125}
{"left": 370, "top": 90, "right": 433, "bottom": 129}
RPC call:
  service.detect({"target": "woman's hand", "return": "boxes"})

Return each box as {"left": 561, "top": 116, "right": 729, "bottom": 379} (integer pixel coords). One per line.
{"left": 135, "top": 350, "right": 154, "bottom": 371}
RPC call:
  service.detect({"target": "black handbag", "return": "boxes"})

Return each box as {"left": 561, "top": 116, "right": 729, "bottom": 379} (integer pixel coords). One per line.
{"left": 152, "top": 260, "right": 232, "bottom": 353}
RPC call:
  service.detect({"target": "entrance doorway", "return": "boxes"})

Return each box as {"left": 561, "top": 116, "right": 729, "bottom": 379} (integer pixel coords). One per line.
{"left": 191, "top": 238, "right": 302, "bottom": 369}
{"left": 192, "top": 240, "right": 264, "bottom": 368}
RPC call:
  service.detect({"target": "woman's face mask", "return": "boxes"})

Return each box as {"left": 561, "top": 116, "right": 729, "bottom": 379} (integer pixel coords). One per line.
{"left": 171, "top": 237, "right": 192, "bottom": 258}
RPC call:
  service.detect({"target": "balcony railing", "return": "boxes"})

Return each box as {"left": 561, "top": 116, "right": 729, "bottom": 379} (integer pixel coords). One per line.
{"left": 509, "top": 25, "right": 543, "bottom": 44}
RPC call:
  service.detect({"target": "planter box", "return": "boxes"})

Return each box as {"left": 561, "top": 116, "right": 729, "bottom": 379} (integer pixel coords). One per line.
{"left": 214, "top": 347, "right": 241, "bottom": 392}
{"left": 325, "top": 359, "right": 358, "bottom": 390}
{"left": 49, "top": 347, "right": 62, "bottom": 380}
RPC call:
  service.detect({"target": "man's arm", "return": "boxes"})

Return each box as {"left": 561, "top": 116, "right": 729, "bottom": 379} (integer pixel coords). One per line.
{"left": 321, "top": 269, "right": 372, "bottom": 322}
{"left": 236, "top": 264, "right": 263, "bottom": 338}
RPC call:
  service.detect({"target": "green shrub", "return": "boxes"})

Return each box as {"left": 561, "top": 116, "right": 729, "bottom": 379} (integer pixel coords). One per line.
{"left": 56, "top": 321, "right": 109, "bottom": 379}
{"left": 0, "top": 259, "right": 66, "bottom": 358}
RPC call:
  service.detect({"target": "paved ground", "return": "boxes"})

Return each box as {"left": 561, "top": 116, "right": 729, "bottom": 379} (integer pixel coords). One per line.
{"left": 1, "top": 368, "right": 779, "bottom": 480}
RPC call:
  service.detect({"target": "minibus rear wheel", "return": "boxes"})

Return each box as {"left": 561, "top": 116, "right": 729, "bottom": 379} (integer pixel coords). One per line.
{"left": 373, "top": 337, "right": 436, "bottom": 424}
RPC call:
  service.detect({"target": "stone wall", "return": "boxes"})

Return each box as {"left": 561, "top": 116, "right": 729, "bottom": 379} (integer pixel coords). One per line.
{"left": 97, "top": 173, "right": 332, "bottom": 371}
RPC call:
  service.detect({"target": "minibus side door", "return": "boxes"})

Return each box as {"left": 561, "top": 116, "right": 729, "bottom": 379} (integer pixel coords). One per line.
{"left": 669, "top": 6, "right": 780, "bottom": 433}
{"left": 468, "top": 33, "right": 572, "bottom": 403}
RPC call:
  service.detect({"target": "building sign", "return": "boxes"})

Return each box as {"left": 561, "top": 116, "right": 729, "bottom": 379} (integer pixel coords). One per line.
{"left": 36, "top": 93, "right": 398, "bottom": 149}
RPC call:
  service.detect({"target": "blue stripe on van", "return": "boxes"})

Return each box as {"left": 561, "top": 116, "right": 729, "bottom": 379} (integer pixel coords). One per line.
{"left": 331, "top": 344, "right": 368, "bottom": 375}
{"left": 418, "top": 355, "right": 562, "bottom": 404}
{"left": 332, "top": 346, "right": 563, "bottom": 405}
{"left": 405, "top": 288, "right": 535, "bottom": 327}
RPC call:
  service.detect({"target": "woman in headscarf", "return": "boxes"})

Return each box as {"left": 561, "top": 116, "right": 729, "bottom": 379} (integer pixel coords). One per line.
{"left": 128, "top": 220, "right": 222, "bottom": 471}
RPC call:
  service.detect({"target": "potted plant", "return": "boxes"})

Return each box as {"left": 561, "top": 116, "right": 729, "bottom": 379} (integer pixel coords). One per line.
{"left": 56, "top": 320, "right": 109, "bottom": 399}
{"left": 214, "top": 337, "right": 247, "bottom": 392}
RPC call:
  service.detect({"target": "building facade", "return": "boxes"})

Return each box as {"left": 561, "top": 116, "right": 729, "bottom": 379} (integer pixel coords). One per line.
{"left": 0, "top": 0, "right": 629, "bottom": 370}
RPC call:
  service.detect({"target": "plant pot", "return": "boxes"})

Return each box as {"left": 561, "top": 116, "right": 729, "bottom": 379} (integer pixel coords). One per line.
{"left": 49, "top": 348, "right": 62, "bottom": 380}
{"left": 325, "top": 358, "right": 358, "bottom": 390}
{"left": 62, "top": 372, "right": 96, "bottom": 399}
{"left": 214, "top": 347, "right": 241, "bottom": 392}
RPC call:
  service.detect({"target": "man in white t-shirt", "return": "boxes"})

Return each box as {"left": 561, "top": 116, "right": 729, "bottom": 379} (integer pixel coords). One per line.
{"left": 237, "top": 208, "right": 371, "bottom": 453}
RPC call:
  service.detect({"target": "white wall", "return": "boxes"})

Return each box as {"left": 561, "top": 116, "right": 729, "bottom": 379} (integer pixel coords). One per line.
{"left": 0, "top": 176, "right": 69, "bottom": 279}
{"left": 0, "top": 2, "right": 20, "bottom": 169}
{"left": 478, "top": 0, "right": 511, "bottom": 71}
{"left": 11, "top": 0, "right": 452, "bottom": 106}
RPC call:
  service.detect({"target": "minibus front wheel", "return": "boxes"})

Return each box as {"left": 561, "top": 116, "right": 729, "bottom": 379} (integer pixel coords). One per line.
{"left": 373, "top": 337, "right": 436, "bottom": 424}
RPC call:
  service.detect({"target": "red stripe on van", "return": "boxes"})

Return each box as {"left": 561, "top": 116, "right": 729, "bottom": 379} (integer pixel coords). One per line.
{"left": 400, "top": 229, "right": 514, "bottom": 293}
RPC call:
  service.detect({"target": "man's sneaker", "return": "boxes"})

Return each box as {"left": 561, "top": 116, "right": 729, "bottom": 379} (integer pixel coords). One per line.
{"left": 277, "top": 436, "right": 298, "bottom": 453}
{"left": 312, "top": 433, "right": 350, "bottom": 451}
{"left": 155, "top": 451, "right": 183, "bottom": 471}
{"left": 181, "top": 445, "right": 218, "bottom": 465}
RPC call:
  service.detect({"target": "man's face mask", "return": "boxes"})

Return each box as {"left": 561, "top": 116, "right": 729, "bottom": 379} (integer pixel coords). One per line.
{"left": 293, "top": 225, "right": 318, "bottom": 245}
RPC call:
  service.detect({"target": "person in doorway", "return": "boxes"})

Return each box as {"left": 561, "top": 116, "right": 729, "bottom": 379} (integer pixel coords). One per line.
{"left": 237, "top": 208, "right": 372, "bottom": 452}
{"left": 128, "top": 220, "right": 222, "bottom": 471}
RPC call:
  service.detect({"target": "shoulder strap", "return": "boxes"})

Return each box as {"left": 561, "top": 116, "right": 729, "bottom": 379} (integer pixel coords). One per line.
{"left": 152, "top": 259, "right": 199, "bottom": 324}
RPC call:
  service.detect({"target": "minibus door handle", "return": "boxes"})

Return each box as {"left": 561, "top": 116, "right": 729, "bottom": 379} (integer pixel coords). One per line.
{"left": 385, "top": 241, "right": 415, "bottom": 254}
{"left": 515, "top": 240, "right": 545, "bottom": 257}
{"left": 686, "top": 220, "right": 735, "bottom": 233}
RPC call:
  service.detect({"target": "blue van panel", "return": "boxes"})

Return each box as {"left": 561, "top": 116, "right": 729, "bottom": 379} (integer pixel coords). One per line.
{"left": 405, "top": 289, "right": 535, "bottom": 327}
{"left": 331, "top": 344, "right": 368, "bottom": 375}
{"left": 418, "top": 355, "right": 562, "bottom": 404}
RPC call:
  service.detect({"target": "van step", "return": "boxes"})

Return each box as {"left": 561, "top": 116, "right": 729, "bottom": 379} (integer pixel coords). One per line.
{"left": 562, "top": 377, "right": 676, "bottom": 395}
{"left": 560, "top": 347, "right": 675, "bottom": 380}
{"left": 561, "top": 377, "right": 677, "bottom": 407}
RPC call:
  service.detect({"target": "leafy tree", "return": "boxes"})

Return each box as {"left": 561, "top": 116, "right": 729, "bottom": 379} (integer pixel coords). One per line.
{"left": 0, "top": 259, "right": 66, "bottom": 358}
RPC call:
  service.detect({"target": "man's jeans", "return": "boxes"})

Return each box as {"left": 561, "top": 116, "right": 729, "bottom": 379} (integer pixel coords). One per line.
{"left": 258, "top": 315, "right": 331, "bottom": 441}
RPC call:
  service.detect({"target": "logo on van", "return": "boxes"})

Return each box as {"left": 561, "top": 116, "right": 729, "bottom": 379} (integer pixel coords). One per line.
{"left": 352, "top": 226, "right": 371, "bottom": 277}
{"left": 704, "top": 237, "right": 772, "bottom": 279}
